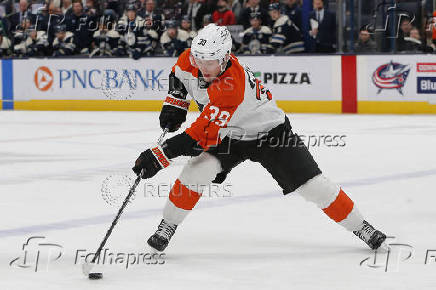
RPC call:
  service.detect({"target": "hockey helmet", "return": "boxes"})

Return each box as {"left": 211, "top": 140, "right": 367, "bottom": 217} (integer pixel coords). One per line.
{"left": 190, "top": 23, "right": 232, "bottom": 71}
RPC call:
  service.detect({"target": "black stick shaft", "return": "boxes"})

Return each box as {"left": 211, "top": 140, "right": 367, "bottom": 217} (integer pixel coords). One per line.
{"left": 91, "top": 176, "right": 141, "bottom": 263}
{"left": 90, "top": 128, "right": 168, "bottom": 263}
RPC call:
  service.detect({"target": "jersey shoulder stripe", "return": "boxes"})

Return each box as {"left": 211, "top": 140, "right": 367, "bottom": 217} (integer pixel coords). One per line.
{"left": 172, "top": 48, "right": 199, "bottom": 78}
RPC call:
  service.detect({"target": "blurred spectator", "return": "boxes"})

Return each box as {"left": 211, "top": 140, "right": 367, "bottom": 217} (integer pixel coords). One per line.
{"left": 240, "top": 12, "right": 272, "bottom": 55}
{"left": 9, "top": 0, "right": 34, "bottom": 32}
{"left": 431, "top": 11, "right": 436, "bottom": 50}
{"left": 160, "top": 20, "right": 188, "bottom": 56}
{"left": 31, "top": 25, "right": 50, "bottom": 56}
{"left": 65, "top": 0, "right": 95, "bottom": 54}
{"left": 396, "top": 17, "right": 412, "bottom": 51}
{"left": 117, "top": 4, "right": 157, "bottom": 59}
{"left": 105, "top": 0, "right": 123, "bottom": 17}
{"left": 138, "top": 0, "right": 164, "bottom": 32}
{"left": 202, "top": 13, "right": 212, "bottom": 28}
{"left": 85, "top": 0, "right": 100, "bottom": 18}
{"left": 23, "top": 25, "right": 49, "bottom": 57}
{"left": 62, "top": 0, "right": 73, "bottom": 18}
{"left": 47, "top": 1, "right": 65, "bottom": 40}
{"left": 142, "top": 23, "right": 159, "bottom": 55}
{"left": 184, "top": 0, "right": 210, "bottom": 31}
{"left": 400, "top": 27, "right": 428, "bottom": 53}
{"left": 268, "top": 3, "right": 304, "bottom": 54}
{"left": 13, "top": 18, "right": 31, "bottom": 56}
{"left": 0, "top": 17, "right": 11, "bottom": 38}
{"left": 0, "top": 25, "right": 12, "bottom": 56}
{"left": 34, "top": 3, "right": 49, "bottom": 35}
{"left": 239, "top": 0, "right": 268, "bottom": 29}
{"left": 282, "top": 0, "right": 301, "bottom": 30}
{"left": 400, "top": 17, "right": 413, "bottom": 36}
{"left": 231, "top": 0, "right": 243, "bottom": 22}
{"left": 355, "top": 26, "right": 376, "bottom": 53}
{"left": 212, "top": 0, "right": 235, "bottom": 26}
{"left": 52, "top": 24, "right": 76, "bottom": 56}
{"left": 162, "top": 1, "right": 183, "bottom": 22}
{"left": 308, "top": 0, "right": 336, "bottom": 53}
{"left": 138, "top": 0, "right": 153, "bottom": 19}
{"left": 180, "top": 15, "right": 196, "bottom": 46}
{"left": 90, "top": 11, "right": 120, "bottom": 57}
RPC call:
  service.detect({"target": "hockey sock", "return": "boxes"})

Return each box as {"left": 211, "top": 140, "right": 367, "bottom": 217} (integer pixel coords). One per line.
{"left": 297, "top": 174, "right": 364, "bottom": 231}
{"left": 163, "top": 179, "right": 202, "bottom": 225}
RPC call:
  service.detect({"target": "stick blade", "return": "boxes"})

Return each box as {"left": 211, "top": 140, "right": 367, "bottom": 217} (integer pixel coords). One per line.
{"left": 82, "top": 261, "right": 94, "bottom": 276}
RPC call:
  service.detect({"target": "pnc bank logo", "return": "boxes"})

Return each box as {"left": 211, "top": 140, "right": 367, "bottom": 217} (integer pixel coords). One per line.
{"left": 34, "top": 66, "right": 54, "bottom": 91}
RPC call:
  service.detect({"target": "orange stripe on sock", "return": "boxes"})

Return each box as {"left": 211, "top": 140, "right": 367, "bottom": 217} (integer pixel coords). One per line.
{"left": 322, "top": 189, "right": 354, "bottom": 222}
{"left": 169, "top": 179, "right": 201, "bottom": 210}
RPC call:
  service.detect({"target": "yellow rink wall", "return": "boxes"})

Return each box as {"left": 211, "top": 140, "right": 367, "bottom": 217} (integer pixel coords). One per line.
{"left": 358, "top": 101, "right": 436, "bottom": 114}
{"left": 13, "top": 99, "right": 343, "bottom": 113}
{"left": 2, "top": 55, "right": 436, "bottom": 114}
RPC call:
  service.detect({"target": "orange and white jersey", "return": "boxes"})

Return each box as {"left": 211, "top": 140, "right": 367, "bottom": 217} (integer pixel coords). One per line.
{"left": 171, "top": 49, "right": 285, "bottom": 150}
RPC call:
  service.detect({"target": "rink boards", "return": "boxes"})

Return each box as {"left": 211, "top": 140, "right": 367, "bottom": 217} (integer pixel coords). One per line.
{"left": 1, "top": 55, "right": 436, "bottom": 114}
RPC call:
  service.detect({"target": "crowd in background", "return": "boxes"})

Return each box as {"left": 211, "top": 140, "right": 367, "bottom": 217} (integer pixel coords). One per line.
{"left": 356, "top": 11, "right": 436, "bottom": 54}
{"left": 0, "top": 0, "right": 435, "bottom": 58}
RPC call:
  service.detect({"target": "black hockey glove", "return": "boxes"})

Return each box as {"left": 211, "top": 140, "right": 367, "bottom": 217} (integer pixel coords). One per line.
{"left": 132, "top": 145, "right": 171, "bottom": 179}
{"left": 159, "top": 96, "right": 190, "bottom": 132}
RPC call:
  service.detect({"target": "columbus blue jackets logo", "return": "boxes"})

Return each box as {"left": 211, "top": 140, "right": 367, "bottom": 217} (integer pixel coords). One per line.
{"left": 372, "top": 61, "right": 410, "bottom": 95}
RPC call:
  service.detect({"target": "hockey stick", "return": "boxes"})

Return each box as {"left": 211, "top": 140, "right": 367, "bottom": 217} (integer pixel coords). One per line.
{"left": 82, "top": 128, "right": 169, "bottom": 279}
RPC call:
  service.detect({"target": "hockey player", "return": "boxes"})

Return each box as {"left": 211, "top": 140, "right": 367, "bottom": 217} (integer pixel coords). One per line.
{"left": 241, "top": 12, "right": 273, "bottom": 55}
{"left": 268, "top": 3, "right": 304, "bottom": 54}
{"left": 132, "top": 24, "right": 387, "bottom": 252}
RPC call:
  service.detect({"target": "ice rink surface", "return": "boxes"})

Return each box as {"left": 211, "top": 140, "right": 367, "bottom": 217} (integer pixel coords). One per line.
{"left": 1, "top": 111, "right": 436, "bottom": 290}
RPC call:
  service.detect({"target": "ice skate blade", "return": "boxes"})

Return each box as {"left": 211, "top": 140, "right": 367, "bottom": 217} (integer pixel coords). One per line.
{"left": 148, "top": 245, "right": 161, "bottom": 254}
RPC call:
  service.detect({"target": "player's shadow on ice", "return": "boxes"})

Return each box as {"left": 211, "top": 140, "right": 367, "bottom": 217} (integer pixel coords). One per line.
{"left": 165, "top": 241, "right": 370, "bottom": 263}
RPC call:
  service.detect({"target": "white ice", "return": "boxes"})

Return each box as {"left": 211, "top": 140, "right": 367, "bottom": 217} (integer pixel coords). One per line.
{"left": 1, "top": 111, "right": 436, "bottom": 290}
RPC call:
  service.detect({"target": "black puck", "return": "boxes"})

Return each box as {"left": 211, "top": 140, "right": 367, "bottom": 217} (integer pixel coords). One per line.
{"left": 89, "top": 272, "right": 103, "bottom": 280}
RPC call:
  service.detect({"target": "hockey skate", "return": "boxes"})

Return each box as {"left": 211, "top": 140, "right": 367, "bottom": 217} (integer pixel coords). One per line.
{"left": 353, "top": 220, "right": 388, "bottom": 250}
{"left": 147, "top": 219, "right": 177, "bottom": 252}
